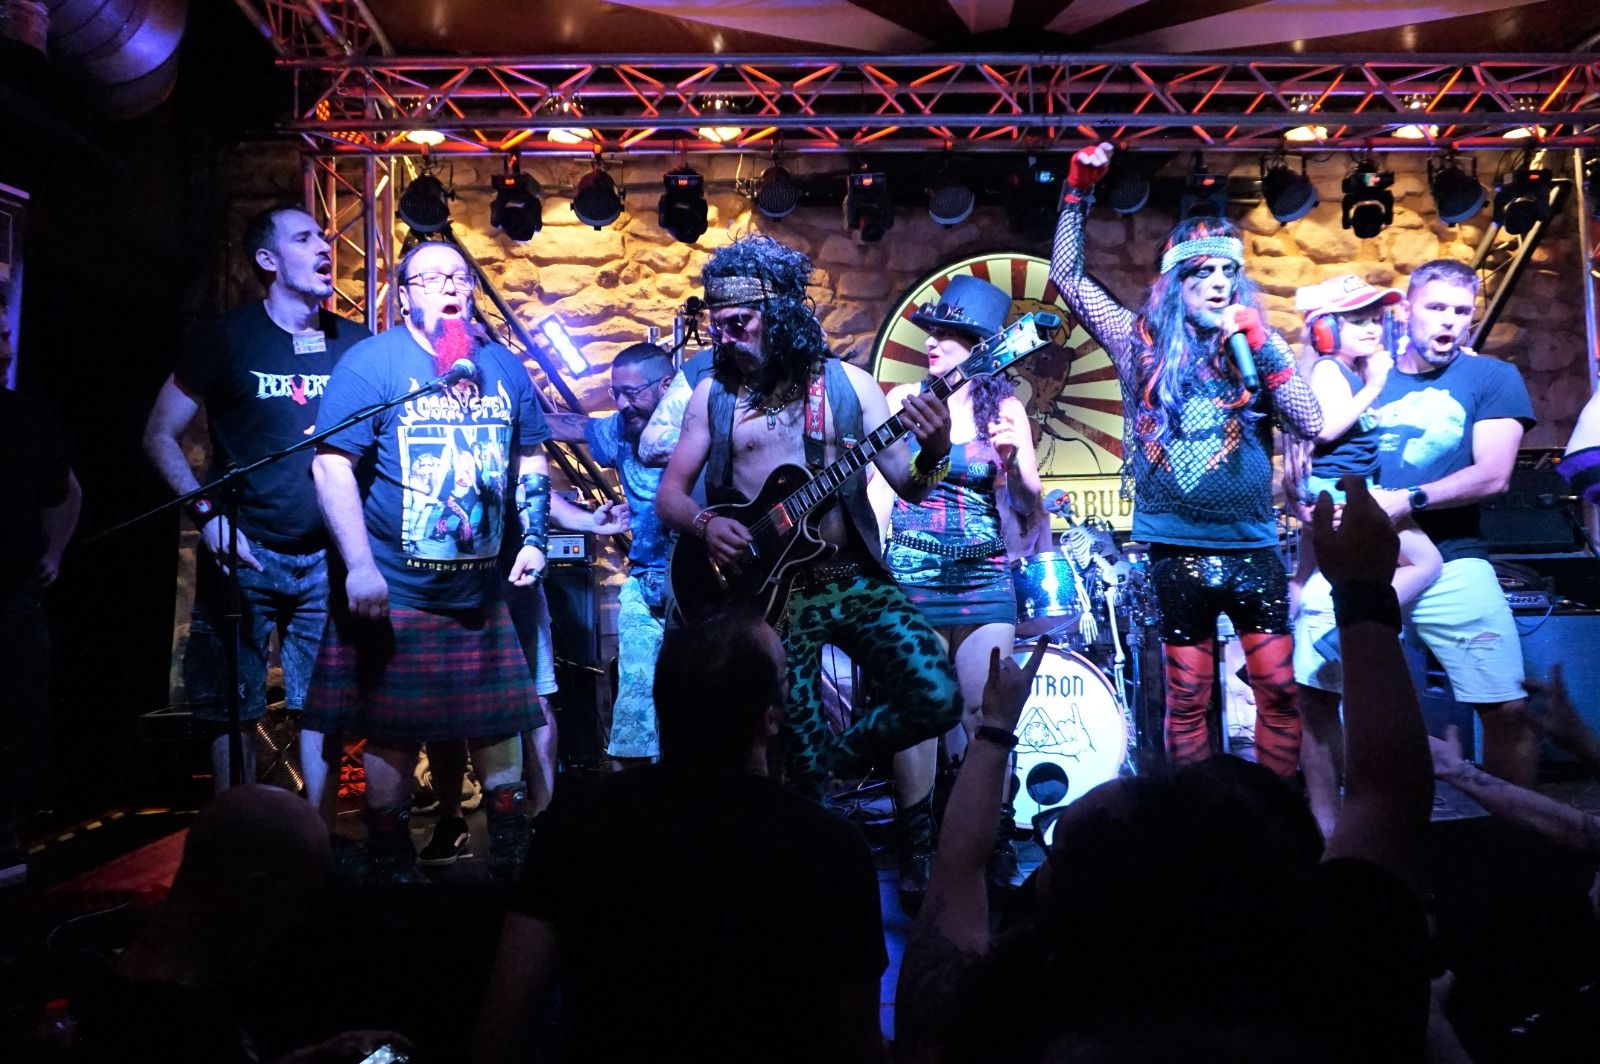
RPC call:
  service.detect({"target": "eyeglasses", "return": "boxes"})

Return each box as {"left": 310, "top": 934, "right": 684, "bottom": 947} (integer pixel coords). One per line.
{"left": 609, "top": 376, "right": 667, "bottom": 404}
{"left": 707, "top": 310, "right": 758, "bottom": 342}
{"left": 405, "top": 271, "right": 475, "bottom": 294}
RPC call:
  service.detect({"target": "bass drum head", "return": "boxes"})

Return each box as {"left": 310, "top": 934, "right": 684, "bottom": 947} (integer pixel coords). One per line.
{"left": 1012, "top": 646, "right": 1129, "bottom": 831}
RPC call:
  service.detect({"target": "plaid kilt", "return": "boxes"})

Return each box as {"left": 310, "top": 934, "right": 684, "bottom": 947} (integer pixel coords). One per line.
{"left": 301, "top": 600, "right": 546, "bottom": 744}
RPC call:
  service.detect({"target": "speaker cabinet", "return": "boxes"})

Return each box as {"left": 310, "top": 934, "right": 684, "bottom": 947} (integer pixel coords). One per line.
{"left": 1515, "top": 612, "right": 1600, "bottom": 764}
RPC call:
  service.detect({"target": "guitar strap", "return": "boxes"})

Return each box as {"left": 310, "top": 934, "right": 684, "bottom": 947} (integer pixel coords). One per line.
{"left": 803, "top": 369, "right": 827, "bottom": 473}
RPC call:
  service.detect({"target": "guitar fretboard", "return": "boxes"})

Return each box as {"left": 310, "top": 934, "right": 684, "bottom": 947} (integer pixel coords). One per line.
{"left": 780, "top": 369, "right": 964, "bottom": 520}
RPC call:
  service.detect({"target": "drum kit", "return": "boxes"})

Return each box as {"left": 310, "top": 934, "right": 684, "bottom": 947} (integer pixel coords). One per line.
{"left": 1007, "top": 511, "right": 1162, "bottom": 833}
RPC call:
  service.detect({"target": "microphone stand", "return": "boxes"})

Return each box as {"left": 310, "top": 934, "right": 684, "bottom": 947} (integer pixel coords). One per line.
{"left": 89, "top": 371, "right": 471, "bottom": 788}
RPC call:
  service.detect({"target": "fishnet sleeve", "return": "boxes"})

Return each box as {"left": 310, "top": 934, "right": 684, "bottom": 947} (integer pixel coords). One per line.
{"left": 1049, "top": 202, "right": 1137, "bottom": 379}
{"left": 1256, "top": 332, "right": 1324, "bottom": 441}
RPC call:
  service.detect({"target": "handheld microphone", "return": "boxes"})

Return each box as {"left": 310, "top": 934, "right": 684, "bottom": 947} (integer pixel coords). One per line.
{"left": 1227, "top": 331, "right": 1260, "bottom": 391}
{"left": 430, "top": 359, "right": 476, "bottom": 390}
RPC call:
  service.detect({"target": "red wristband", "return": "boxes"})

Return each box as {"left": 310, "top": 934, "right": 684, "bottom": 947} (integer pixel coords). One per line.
{"left": 693, "top": 509, "right": 716, "bottom": 538}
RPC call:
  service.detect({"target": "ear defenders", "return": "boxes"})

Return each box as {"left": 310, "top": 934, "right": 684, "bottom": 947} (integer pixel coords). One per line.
{"left": 1310, "top": 313, "right": 1340, "bottom": 356}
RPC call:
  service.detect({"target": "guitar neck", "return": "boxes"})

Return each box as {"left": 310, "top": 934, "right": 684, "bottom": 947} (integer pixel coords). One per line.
{"left": 781, "top": 370, "right": 965, "bottom": 519}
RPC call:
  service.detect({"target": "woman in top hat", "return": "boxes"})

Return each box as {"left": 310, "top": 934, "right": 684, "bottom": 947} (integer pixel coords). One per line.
{"left": 869, "top": 274, "right": 1043, "bottom": 905}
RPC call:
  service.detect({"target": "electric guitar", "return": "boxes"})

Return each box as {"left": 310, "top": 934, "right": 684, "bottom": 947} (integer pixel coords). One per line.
{"left": 669, "top": 311, "right": 1062, "bottom": 625}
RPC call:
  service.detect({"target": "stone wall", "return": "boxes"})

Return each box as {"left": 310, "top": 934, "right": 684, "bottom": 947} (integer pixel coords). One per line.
{"left": 441, "top": 150, "right": 1592, "bottom": 447}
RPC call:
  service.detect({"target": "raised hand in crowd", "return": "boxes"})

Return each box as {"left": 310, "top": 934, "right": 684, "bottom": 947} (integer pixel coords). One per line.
{"left": 1314, "top": 476, "right": 1431, "bottom": 885}
{"left": 896, "top": 638, "right": 1047, "bottom": 1063}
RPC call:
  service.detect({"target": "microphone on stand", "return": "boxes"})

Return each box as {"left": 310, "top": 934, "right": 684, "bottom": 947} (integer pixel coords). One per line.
{"left": 429, "top": 359, "right": 477, "bottom": 390}
{"left": 1227, "top": 331, "right": 1260, "bottom": 391}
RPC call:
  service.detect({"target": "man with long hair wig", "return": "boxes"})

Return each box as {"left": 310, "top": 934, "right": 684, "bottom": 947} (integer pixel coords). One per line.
{"left": 658, "top": 234, "right": 963, "bottom": 800}
{"left": 1049, "top": 143, "right": 1323, "bottom": 779}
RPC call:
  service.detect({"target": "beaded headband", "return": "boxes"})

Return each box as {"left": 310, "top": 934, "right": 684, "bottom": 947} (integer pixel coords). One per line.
{"left": 703, "top": 274, "right": 785, "bottom": 308}
{"left": 1159, "top": 235, "right": 1244, "bottom": 276}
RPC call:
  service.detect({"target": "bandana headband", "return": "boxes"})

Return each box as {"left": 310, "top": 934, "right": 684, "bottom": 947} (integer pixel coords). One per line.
{"left": 1159, "top": 236, "right": 1244, "bottom": 276}
{"left": 704, "top": 274, "right": 784, "bottom": 309}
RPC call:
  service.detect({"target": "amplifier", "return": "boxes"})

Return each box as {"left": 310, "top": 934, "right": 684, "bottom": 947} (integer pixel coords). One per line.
{"left": 1481, "top": 458, "right": 1584, "bottom": 554}
{"left": 1504, "top": 590, "right": 1555, "bottom": 612}
{"left": 547, "top": 533, "right": 592, "bottom": 563}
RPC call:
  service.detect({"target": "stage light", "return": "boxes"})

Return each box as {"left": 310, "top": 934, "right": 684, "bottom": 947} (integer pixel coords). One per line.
{"left": 1428, "top": 155, "right": 1485, "bottom": 225}
{"left": 490, "top": 163, "right": 542, "bottom": 241}
{"left": 1101, "top": 157, "right": 1151, "bottom": 216}
{"left": 844, "top": 170, "right": 893, "bottom": 242}
{"left": 1180, "top": 168, "right": 1229, "bottom": 221}
{"left": 539, "top": 317, "right": 590, "bottom": 376}
{"left": 1284, "top": 124, "right": 1329, "bottom": 143}
{"left": 1259, "top": 155, "right": 1317, "bottom": 223}
{"left": 399, "top": 172, "right": 452, "bottom": 233}
{"left": 1341, "top": 160, "right": 1394, "bottom": 239}
{"left": 753, "top": 162, "right": 800, "bottom": 219}
{"left": 405, "top": 129, "right": 445, "bottom": 147}
{"left": 658, "top": 166, "right": 708, "bottom": 243}
{"left": 573, "top": 167, "right": 623, "bottom": 230}
{"left": 1006, "top": 157, "right": 1058, "bottom": 237}
{"left": 696, "top": 96, "right": 743, "bottom": 144}
{"left": 543, "top": 97, "right": 596, "bottom": 145}
{"left": 1494, "top": 168, "right": 1552, "bottom": 236}
{"left": 926, "top": 165, "right": 975, "bottom": 227}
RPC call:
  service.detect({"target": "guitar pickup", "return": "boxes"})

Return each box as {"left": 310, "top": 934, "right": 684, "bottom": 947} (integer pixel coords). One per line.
{"left": 767, "top": 504, "right": 794, "bottom": 536}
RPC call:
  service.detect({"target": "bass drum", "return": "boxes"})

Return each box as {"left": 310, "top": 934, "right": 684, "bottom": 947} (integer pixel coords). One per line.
{"left": 1011, "top": 646, "right": 1130, "bottom": 831}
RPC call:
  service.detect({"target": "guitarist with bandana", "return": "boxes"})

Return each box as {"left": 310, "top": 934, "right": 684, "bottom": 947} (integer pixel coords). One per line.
{"left": 657, "top": 235, "right": 963, "bottom": 800}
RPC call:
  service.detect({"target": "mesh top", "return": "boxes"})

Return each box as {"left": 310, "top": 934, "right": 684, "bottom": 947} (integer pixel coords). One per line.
{"left": 1049, "top": 203, "right": 1322, "bottom": 548}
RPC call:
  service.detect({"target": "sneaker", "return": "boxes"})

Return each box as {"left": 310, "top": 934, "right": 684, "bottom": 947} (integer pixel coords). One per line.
{"left": 419, "top": 816, "right": 470, "bottom": 867}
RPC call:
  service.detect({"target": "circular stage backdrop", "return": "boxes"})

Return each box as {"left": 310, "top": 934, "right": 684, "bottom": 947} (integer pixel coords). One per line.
{"left": 869, "top": 252, "right": 1134, "bottom": 530}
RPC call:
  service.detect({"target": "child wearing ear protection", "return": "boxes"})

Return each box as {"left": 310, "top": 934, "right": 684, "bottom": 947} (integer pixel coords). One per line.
{"left": 1286, "top": 276, "right": 1442, "bottom": 652}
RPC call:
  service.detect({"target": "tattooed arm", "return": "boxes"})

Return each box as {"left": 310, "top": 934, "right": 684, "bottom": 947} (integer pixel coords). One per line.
{"left": 637, "top": 367, "right": 692, "bottom": 466}
{"left": 1432, "top": 726, "right": 1600, "bottom": 852}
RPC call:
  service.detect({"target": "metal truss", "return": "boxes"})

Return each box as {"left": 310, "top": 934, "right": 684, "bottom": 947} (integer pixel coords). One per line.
{"left": 277, "top": 51, "right": 1600, "bottom": 157}
{"left": 305, "top": 153, "right": 397, "bottom": 331}
{"left": 232, "top": 0, "right": 392, "bottom": 59}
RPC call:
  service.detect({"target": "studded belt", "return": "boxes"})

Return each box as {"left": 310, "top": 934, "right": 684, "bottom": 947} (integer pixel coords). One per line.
{"left": 788, "top": 561, "right": 863, "bottom": 591}
{"left": 891, "top": 532, "right": 1005, "bottom": 562}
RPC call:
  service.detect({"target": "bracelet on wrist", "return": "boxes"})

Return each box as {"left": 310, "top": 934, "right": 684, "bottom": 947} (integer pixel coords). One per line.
{"left": 910, "top": 451, "right": 952, "bottom": 488}
{"left": 1330, "top": 579, "right": 1403, "bottom": 633}
{"left": 188, "top": 495, "right": 220, "bottom": 526}
{"left": 693, "top": 509, "right": 717, "bottom": 539}
{"left": 975, "top": 725, "right": 1019, "bottom": 749}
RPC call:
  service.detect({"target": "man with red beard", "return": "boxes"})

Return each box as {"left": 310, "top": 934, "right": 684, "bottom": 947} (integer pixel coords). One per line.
{"left": 303, "top": 239, "right": 552, "bottom": 881}
{"left": 144, "top": 204, "right": 369, "bottom": 801}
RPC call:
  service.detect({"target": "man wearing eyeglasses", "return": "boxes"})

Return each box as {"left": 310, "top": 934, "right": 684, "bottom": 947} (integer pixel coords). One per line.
{"left": 547, "top": 342, "right": 673, "bottom": 767}
{"left": 302, "top": 239, "right": 553, "bottom": 881}
{"left": 656, "top": 235, "right": 961, "bottom": 799}
{"left": 143, "top": 204, "right": 370, "bottom": 801}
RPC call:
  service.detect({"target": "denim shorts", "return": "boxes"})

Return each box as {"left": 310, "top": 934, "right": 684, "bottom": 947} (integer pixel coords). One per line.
{"left": 184, "top": 544, "right": 330, "bottom": 721}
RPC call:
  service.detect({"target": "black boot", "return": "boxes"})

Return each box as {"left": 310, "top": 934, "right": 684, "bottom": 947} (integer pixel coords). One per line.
{"left": 363, "top": 802, "right": 421, "bottom": 885}
{"left": 894, "top": 791, "right": 937, "bottom": 915}
{"left": 485, "top": 782, "right": 530, "bottom": 879}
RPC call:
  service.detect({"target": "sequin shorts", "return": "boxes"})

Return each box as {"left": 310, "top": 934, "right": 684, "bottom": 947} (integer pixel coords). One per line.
{"left": 1148, "top": 544, "right": 1291, "bottom": 645}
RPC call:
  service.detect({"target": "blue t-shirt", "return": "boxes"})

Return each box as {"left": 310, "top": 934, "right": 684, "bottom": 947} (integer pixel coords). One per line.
{"left": 1373, "top": 352, "right": 1535, "bottom": 562}
{"left": 586, "top": 412, "right": 667, "bottom": 577}
{"left": 317, "top": 329, "right": 551, "bottom": 610}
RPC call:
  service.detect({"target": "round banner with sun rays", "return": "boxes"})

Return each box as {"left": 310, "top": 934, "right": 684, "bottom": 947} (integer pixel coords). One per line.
{"left": 868, "top": 252, "right": 1135, "bottom": 531}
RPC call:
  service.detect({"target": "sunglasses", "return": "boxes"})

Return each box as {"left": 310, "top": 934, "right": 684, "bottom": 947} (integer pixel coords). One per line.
{"left": 707, "top": 310, "right": 758, "bottom": 342}
{"left": 609, "top": 376, "right": 667, "bottom": 404}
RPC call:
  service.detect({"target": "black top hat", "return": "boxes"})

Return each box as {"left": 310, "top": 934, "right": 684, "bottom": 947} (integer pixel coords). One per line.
{"left": 908, "top": 274, "right": 1011, "bottom": 342}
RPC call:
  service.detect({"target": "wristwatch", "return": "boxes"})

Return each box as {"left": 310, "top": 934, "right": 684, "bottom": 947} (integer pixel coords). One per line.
{"left": 1407, "top": 486, "right": 1430, "bottom": 511}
